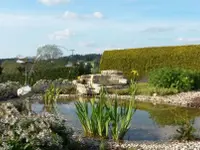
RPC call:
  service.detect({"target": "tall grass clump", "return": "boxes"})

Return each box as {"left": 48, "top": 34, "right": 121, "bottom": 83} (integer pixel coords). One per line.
{"left": 43, "top": 84, "right": 61, "bottom": 113}
{"left": 109, "top": 97, "right": 135, "bottom": 141}
{"left": 171, "top": 109, "right": 197, "bottom": 141}
{"left": 75, "top": 70, "right": 138, "bottom": 141}
{"left": 75, "top": 89, "right": 110, "bottom": 137}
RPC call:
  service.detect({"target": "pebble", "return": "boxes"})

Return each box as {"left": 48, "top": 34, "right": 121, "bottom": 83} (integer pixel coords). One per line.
{"left": 107, "top": 91, "right": 200, "bottom": 108}
{"left": 110, "top": 141, "right": 200, "bottom": 150}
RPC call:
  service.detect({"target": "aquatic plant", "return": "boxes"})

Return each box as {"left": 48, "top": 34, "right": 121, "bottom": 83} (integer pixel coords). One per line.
{"left": 172, "top": 109, "right": 197, "bottom": 141}
{"left": 176, "top": 120, "right": 196, "bottom": 141}
{"left": 43, "top": 84, "right": 61, "bottom": 114}
{"left": 75, "top": 70, "right": 137, "bottom": 141}
{"left": 75, "top": 87, "right": 110, "bottom": 138}
{"left": 109, "top": 98, "right": 135, "bottom": 141}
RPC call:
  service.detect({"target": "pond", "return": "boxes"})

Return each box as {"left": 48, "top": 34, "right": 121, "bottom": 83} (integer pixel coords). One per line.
{"left": 29, "top": 98, "right": 200, "bottom": 142}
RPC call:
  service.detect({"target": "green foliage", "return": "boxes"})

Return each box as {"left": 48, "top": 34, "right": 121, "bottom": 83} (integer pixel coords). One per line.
{"left": 75, "top": 89, "right": 110, "bottom": 138}
{"left": 75, "top": 77, "right": 136, "bottom": 141}
{"left": 1, "top": 60, "right": 20, "bottom": 74}
{"left": 107, "top": 83, "right": 179, "bottom": 96}
{"left": 109, "top": 98, "right": 135, "bottom": 141}
{"left": 0, "top": 54, "right": 101, "bottom": 84}
{"left": 0, "top": 66, "right": 2, "bottom": 75}
{"left": 0, "top": 67, "right": 79, "bottom": 85}
{"left": 172, "top": 110, "right": 197, "bottom": 141}
{"left": 100, "top": 45, "right": 200, "bottom": 79}
{"left": 43, "top": 84, "right": 61, "bottom": 113}
{"left": 176, "top": 120, "right": 196, "bottom": 141}
{"left": 149, "top": 68, "right": 200, "bottom": 92}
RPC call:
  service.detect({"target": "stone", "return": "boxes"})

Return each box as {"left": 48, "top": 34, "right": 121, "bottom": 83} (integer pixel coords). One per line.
{"left": 91, "top": 84, "right": 101, "bottom": 94}
{"left": 17, "top": 85, "right": 32, "bottom": 96}
{"left": 76, "top": 83, "right": 88, "bottom": 95}
{"left": 75, "top": 70, "right": 128, "bottom": 95}
{"left": 101, "top": 70, "right": 123, "bottom": 76}
{"left": 119, "top": 79, "right": 128, "bottom": 84}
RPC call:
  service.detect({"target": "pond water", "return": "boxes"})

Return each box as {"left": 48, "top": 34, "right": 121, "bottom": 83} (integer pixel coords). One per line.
{"left": 30, "top": 99, "right": 200, "bottom": 141}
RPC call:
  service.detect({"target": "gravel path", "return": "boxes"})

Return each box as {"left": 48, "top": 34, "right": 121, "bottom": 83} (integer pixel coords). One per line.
{"left": 109, "top": 141, "right": 200, "bottom": 150}
{"left": 107, "top": 91, "right": 200, "bottom": 108}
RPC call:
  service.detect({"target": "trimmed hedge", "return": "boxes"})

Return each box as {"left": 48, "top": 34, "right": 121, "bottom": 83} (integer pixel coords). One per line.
{"left": 0, "top": 67, "right": 79, "bottom": 85}
{"left": 100, "top": 45, "right": 200, "bottom": 79}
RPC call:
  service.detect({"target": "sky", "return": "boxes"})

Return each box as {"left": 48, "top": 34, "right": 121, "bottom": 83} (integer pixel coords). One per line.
{"left": 0, "top": 0, "right": 200, "bottom": 58}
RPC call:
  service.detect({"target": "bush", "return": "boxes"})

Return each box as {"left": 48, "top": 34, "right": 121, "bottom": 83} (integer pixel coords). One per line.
{"left": 0, "top": 81, "right": 21, "bottom": 100}
{"left": 0, "top": 67, "right": 79, "bottom": 85}
{"left": 149, "top": 68, "right": 200, "bottom": 92}
{"left": 0, "top": 102, "right": 85, "bottom": 150}
{"left": 100, "top": 45, "right": 200, "bottom": 79}
{"left": 0, "top": 73, "right": 25, "bottom": 85}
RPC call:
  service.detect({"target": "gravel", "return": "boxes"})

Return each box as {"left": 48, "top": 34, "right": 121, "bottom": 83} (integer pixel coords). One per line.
{"left": 109, "top": 141, "right": 200, "bottom": 150}
{"left": 107, "top": 91, "right": 200, "bottom": 108}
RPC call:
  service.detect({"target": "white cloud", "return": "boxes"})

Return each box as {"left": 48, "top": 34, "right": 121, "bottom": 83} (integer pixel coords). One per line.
{"left": 63, "top": 11, "right": 78, "bottom": 19}
{"left": 38, "top": 0, "right": 70, "bottom": 6}
{"left": 63, "top": 11, "right": 104, "bottom": 20}
{"left": 177, "top": 37, "right": 200, "bottom": 42}
{"left": 93, "top": 12, "right": 104, "bottom": 19}
{"left": 48, "top": 29, "right": 74, "bottom": 40}
{"left": 78, "top": 41, "right": 97, "bottom": 47}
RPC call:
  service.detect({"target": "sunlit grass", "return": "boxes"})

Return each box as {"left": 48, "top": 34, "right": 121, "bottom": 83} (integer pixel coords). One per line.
{"left": 107, "top": 82, "right": 179, "bottom": 96}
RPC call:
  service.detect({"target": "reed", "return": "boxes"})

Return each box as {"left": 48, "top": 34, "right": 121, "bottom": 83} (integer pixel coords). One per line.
{"left": 43, "top": 84, "right": 61, "bottom": 114}
{"left": 75, "top": 70, "right": 138, "bottom": 141}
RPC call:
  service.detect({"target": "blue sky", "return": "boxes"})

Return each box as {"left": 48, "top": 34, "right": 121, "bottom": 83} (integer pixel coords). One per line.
{"left": 0, "top": 0, "right": 200, "bottom": 58}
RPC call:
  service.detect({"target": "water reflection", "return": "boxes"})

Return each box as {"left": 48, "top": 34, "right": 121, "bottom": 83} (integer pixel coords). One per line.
{"left": 31, "top": 100, "right": 200, "bottom": 141}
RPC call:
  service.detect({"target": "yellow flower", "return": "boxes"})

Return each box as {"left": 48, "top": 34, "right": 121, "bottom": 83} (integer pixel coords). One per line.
{"left": 131, "top": 70, "right": 139, "bottom": 77}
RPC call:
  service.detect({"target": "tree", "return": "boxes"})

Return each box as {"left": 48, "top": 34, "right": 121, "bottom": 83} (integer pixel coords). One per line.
{"left": 0, "top": 66, "right": 2, "bottom": 75}
{"left": 78, "top": 62, "right": 85, "bottom": 76}
{"left": 37, "top": 44, "right": 63, "bottom": 60}
{"left": 1, "top": 60, "right": 21, "bottom": 74}
{"left": 84, "top": 62, "right": 92, "bottom": 74}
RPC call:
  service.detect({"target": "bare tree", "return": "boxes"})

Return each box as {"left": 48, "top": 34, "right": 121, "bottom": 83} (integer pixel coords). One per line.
{"left": 37, "top": 44, "right": 63, "bottom": 60}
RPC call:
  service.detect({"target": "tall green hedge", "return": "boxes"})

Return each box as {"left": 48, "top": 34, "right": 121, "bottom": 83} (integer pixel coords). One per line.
{"left": 100, "top": 45, "right": 200, "bottom": 79}
{"left": 0, "top": 67, "right": 79, "bottom": 85}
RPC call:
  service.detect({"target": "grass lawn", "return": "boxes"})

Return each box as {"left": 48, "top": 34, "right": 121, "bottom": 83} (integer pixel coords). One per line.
{"left": 107, "top": 82, "right": 179, "bottom": 96}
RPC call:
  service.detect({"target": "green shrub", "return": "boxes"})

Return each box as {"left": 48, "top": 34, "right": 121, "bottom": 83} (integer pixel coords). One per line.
{"left": 149, "top": 68, "right": 200, "bottom": 91}
{"left": 100, "top": 45, "right": 200, "bottom": 79}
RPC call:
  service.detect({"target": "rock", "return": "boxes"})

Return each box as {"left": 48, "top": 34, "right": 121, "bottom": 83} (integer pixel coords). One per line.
{"left": 75, "top": 70, "right": 128, "bottom": 95}
{"left": 101, "top": 70, "right": 123, "bottom": 76}
{"left": 119, "top": 79, "right": 128, "bottom": 84}
{"left": 32, "top": 79, "right": 52, "bottom": 93}
{"left": 92, "top": 84, "right": 101, "bottom": 94}
{"left": 76, "top": 83, "right": 88, "bottom": 95}
{"left": 17, "top": 85, "right": 32, "bottom": 96}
